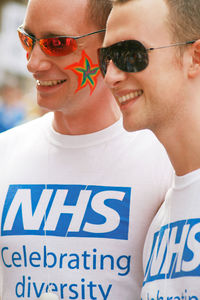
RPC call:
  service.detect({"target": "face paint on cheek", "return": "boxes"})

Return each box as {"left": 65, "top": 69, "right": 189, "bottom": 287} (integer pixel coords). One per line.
{"left": 64, "top": 50, "right": 100, "bottom": 95}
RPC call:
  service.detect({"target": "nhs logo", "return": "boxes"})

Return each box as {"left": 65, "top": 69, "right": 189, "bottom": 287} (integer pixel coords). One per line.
{"left": 1, "top": 184, "right": 131, "bottom": 239}
{"left": 143, "top": 219, "right": 200, "bottom": 285}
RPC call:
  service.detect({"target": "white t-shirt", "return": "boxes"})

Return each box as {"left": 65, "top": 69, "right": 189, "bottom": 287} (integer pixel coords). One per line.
{"left": 0, "top": 113, "right": 173, "bottom": 300}
{"left": 141, "top": 169, "right": 200, "bottom": 300}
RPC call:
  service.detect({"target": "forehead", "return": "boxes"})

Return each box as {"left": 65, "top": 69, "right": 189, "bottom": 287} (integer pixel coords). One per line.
{"left": 24, "top": 0, "right": 90, "bottom": 36}
{"left": 104, "top": 0, "right": 170, "bottom": 47}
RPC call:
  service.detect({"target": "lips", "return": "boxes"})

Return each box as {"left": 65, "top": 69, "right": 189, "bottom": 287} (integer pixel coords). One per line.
{"left": 37, "top": 79, "right": 66, "bottom": 87}
{"left": 117, "top": 90, "right": 143, "bottom": 104}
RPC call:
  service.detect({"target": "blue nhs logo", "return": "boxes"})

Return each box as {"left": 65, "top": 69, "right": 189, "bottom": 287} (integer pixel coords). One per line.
{"left": 1, "top": 185, "right": 131, "bottom": 239}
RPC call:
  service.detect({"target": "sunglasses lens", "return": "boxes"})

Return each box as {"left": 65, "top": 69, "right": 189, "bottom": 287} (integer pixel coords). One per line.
{"left": 98, "top": 49, "right": 109, "bottom": 77}
{"left": 18, "top": 31, "right": 33, "bottom": 53}
{"left": 98, "top": 40, "right": 149, "bottom": 76}
{"left": 40, "top": 37, "right": 77, "bottom": 56}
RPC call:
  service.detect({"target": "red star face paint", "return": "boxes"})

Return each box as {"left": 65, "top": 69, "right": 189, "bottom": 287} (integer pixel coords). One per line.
{"left": 65, "top": 50, "right": 100, "bottom": 95}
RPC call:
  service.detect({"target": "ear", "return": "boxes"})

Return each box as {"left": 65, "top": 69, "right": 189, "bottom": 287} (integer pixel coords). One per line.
{"left": 188, "top": 40, "right": 200, "bottom": 78}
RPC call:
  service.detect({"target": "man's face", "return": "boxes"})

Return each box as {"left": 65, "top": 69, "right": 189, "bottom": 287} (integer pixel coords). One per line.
{"left": 103, "top": 0, "right": 187, "bottom": 133}
{"left": 23, "top": 0, "right": 103, "bottom": 114}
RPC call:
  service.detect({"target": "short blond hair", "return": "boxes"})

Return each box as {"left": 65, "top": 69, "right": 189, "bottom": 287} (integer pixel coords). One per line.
{"left": 112, "top": 0, "right": 200, "bottom": 43}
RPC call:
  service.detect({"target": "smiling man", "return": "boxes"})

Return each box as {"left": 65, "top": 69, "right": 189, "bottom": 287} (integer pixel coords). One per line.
{"left": 21, "top": 0, "right": 119, "bottom": 134}
{"left": 0, "top": 0, "right": 173, "bottom": 299}
{"left": 98, "top": 0, "right": 200, "bottom": 298}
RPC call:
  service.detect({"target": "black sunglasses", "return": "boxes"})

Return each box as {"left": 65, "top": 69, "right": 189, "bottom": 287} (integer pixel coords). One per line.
{"left": 98, "top": 39, "right": 196, "bottom": 76}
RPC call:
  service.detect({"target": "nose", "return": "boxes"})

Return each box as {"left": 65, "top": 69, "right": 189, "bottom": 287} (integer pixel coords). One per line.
{"left": 27, "top": 43, "right": 52, "bottom": 74}
{"left": 104, "top": 60, "right": 127, "bottom": 89}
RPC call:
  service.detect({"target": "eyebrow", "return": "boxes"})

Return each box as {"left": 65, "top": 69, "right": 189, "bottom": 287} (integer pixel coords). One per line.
{"left": 23, "top": 26, "right": 71, "bottom": 39}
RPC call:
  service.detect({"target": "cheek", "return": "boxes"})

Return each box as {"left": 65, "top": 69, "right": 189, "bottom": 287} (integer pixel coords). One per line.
{"left": 64, "top": 50, "right": 100, "bottom": 95}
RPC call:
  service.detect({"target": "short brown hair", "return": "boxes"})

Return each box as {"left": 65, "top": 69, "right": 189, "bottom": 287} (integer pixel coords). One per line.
{"left": 164, "top": 0, "right": 200, "bottom": 43}
{"left": 87, "top": 0, "right": 113, "bottom": 29}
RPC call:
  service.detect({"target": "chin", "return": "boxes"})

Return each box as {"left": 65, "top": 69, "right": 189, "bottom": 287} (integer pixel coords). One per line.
{"left": 123, "top": 118, "right": 145, "bottom": 132}
{"left": 123, "top": 119, "right": 136, "bottom": 132}
{"left": 37, "top": 95, "right": 58, "bottom": 112}
{"left": 123, "top": 123, "right": 136, "bottom": 132}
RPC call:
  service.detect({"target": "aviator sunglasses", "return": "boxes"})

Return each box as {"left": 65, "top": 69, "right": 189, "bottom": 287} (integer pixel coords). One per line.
{"left": 17, "top": 25, "right": 105, "bottom": 57}
{"left": 97, "top": 39, "right": 196, "bottom": 76}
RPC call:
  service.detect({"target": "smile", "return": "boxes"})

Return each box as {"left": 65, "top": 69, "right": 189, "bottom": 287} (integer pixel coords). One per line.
{"left": 118, "top": 90, "right": 143, "bottom": 104}
{"left": 37, "top": 79, "right": 66, "bottom": 87}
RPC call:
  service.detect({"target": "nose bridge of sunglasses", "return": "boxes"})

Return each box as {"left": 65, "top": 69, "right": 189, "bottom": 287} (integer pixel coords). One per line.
{"left": 104, "top": 58, "right": 122, "bottom": 78}
{"left": 28, "top": 37, "right": 50, "bottom": 58}
{"left": 105, "top": 47, "right": 123, "bottom": 73}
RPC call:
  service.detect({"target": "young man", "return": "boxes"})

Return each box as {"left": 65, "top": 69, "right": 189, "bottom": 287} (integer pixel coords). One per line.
{"left": 99, "top": 0, "right": 200, "bottom": 298}
{"left": 0, "top": 0, "right": 173, "bottom": 299}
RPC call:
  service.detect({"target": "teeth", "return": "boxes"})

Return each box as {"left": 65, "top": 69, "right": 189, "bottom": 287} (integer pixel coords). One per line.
{"left": 37, "top": 79, "right": 66, "bottom": 87}
{"left": 118, "top": 90, "right": 143, "bottom": 104}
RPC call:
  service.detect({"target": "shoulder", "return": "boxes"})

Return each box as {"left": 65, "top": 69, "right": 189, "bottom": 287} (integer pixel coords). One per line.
{"left": 121, "top": 127, "right": 169, "bottom": 157}
{"left": 0, "top": 112, "right": 53, "bottom": 153}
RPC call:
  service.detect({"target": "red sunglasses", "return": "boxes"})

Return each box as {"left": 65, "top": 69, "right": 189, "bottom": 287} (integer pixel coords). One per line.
{"left": 17, "top": 25, "right": 105, "bottom": 57}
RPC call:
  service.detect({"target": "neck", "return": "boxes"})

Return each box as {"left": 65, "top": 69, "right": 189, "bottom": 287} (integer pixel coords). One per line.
{"left": 53, "top": 89, "right": 121, "bottom": 135}
{"left": 154, "top": 116, "right": 200, "bottom": 176}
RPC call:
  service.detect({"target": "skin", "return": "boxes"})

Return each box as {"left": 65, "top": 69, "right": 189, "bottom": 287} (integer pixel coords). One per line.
{"left": 23, "top": 0, "right": 120, "bottom": 135}
{"left": 103, "top": 0, "right": 200, "bottom": 176}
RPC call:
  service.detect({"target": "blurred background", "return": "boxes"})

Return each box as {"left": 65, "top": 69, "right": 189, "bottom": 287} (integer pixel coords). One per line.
{"left": 0, "top": 0, "right": 43, "bottom": 133}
